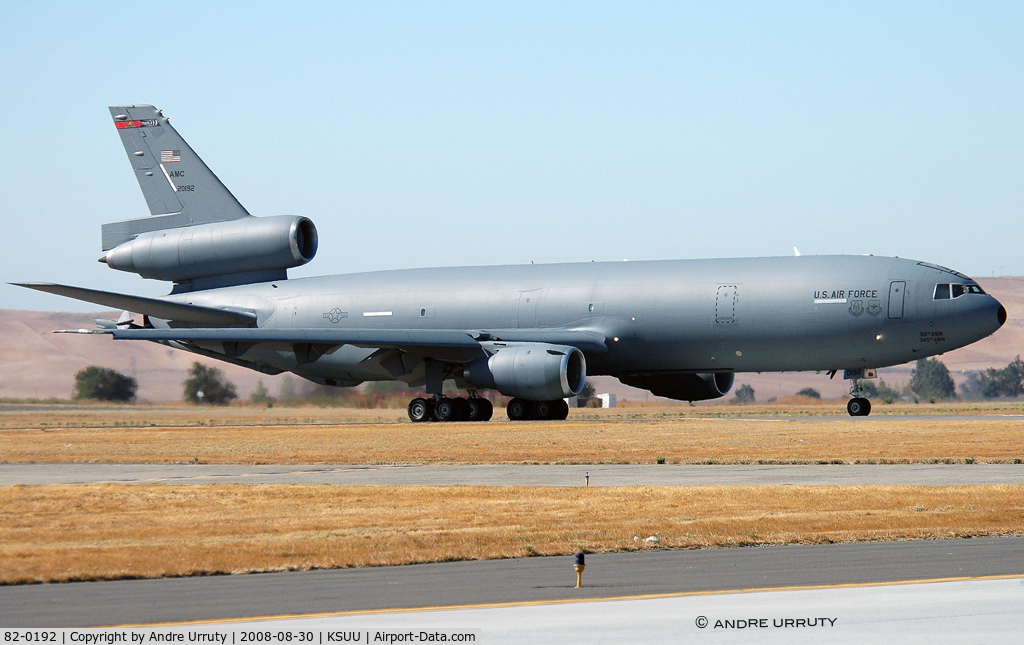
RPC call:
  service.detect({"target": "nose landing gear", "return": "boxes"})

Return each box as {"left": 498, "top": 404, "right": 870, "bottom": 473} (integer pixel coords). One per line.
{"left": 847, "top": 396, "right": 871, "bottom": 416}
{"left": 847, "top": 377, "right": 872, "bottom": 417}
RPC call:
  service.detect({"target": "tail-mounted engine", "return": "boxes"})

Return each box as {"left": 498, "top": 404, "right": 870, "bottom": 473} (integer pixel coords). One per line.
{"left": 102, "top": 215, "right": 317, "bottom": 284}
{"left": 464, "top": 343, "right": 587, "bottom": 400}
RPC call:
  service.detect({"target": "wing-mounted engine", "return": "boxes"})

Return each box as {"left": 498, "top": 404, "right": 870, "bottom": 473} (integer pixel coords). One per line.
{"left": 619, "top": 372, "right": 734, "bottom": 402}
{"left": 463, "top": 343, "right": 587, "bottom": 400}
{"left": 101, "top": 215, "right": 317, "bottom": 285}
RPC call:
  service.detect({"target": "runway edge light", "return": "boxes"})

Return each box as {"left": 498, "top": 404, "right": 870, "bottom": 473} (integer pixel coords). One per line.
{"left": 574, "top": 552, "right": 586, "bottom": 588}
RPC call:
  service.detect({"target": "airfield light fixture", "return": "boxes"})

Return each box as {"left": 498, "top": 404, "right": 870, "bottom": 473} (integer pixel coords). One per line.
{"left": 574, "top": 552, "right": 586, "bottom": 588}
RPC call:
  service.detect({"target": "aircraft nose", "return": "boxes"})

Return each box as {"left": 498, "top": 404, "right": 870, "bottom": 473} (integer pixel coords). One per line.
{"left": 998, "top": 304, "right": 1007, "bottom": 327}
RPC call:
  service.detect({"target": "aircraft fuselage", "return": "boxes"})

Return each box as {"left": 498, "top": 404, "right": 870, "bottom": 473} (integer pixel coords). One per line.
{"left": 163, "top": 254, "right": 1005, "bottom": 386}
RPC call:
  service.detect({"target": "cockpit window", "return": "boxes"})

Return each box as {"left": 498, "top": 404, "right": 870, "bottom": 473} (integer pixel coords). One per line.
{"left": 934, "top": 283, "right": 985, "bottom": 300}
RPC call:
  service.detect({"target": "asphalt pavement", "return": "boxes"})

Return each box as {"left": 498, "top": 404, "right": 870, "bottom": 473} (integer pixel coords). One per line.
{"left": 2, "top": 462, "right": 1022, "bottom": 486}
{"left": 2, "top": 537, "right": 1021, "bottom": 627}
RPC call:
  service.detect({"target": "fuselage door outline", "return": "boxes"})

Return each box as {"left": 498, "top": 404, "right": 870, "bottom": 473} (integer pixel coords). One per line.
{"left": 716, "top": 285, "right": 737, "bottom": 324}
{"left": 888, "top": 281, "right": 906, "bottom": 319}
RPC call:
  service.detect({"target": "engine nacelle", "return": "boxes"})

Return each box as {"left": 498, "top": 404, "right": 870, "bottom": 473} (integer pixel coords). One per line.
{"left": 102, "top": 215, "right": 317, "bottom": 282}
{"left": 620, "top": 372, "right": 734, "bottom": 402}
{"left": 464, "top": 343, "right": 586, "bottom": 400}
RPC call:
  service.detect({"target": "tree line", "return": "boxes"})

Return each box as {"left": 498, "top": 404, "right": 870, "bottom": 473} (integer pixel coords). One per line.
{"left": 73, "top": 362, "right": 237, "bottom": 404}
{"left": 732, "top": 356, "right": 1024, "bottom": 404}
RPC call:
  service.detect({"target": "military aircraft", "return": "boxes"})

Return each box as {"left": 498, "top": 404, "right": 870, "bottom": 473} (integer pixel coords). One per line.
{"left": 15, "top": 105, "right": 1007, "bottom": 420}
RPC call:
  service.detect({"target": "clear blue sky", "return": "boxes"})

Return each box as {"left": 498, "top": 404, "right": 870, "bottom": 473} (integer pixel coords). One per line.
{"left": 1, "top": 2, "right": 1021, "bottom": 311}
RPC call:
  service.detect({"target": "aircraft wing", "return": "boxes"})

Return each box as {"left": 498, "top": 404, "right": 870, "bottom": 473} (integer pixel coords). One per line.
{"left": 18, "top": 281, "right": 607, "bottom": 354}
{"left": 110, "top": 327, "right": 481, "bottom": 348}
{"left": 12, "top": 282, "right": 257, "bottom": 327}
{"left": 107, "top": 327, "right": 608, "bottom": 352}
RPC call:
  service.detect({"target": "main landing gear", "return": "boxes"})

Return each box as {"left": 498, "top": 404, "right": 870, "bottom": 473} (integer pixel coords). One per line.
{"left": 505, "top": 398, "right": 570, "bottom": 421}
{"left": 847, "top": 377, "right": 872, "bottom": 417}
{"left": 408, "top": 395, "right": 571, "bottom": 422}
{"left": 408, "top": 394, "right": 494, "bottom": 423}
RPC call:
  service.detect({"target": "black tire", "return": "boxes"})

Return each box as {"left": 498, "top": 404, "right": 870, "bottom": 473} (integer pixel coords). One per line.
{"left": 534, "top": 400, "right": 552, "bottom": 419}
{"left": 408, "top": 398, "right": 432, "bottom": 423}
{"left": 478, "top": 398, "right": 494, "bottom": 421}
{"left": 847, "top": 397, "right": 871, "bottom": 417}
{"left": 507, "top": 398, "right": 532, "bottom": 421}
{"left": 434, "top": 397, "right": 458, "bottom": 422}
{"left": 465, "top": 398, "right": 483, "bottom": 422}
{"left": 551, "top": 399, "right": 569, "bottom": 420}
{"left": 847, "top": 398, "right": 860, "bottom": 416}
{"left": 454, "top": 397, "right": 471, "bottom": 421}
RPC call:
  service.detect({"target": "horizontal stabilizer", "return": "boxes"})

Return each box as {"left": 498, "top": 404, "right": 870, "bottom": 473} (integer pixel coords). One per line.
{"left": 12, "top": 283, "right": 256, "bottom": 327}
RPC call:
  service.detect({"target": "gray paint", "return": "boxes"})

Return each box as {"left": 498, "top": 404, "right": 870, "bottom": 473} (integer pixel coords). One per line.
{"left": 15, "top": 106, "right": 1008, "bottom": 401}
{"left": 144, "top": 255, "right": 1004, "bottom": 390}
{"left": 102, "top": 105, "right": 250, "bottom": 250}
{"left": 103, "top": 215, "right": 317, "bottom": 282}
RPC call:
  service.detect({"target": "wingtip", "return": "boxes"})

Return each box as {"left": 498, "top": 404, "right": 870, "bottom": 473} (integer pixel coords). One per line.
{"left": 10, "top": 282, "right": 55, "bottom": 289}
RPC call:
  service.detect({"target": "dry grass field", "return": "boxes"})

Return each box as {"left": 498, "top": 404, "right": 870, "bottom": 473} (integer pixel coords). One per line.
{"left": 2, "top": 402, "right": 1023, "bottom": 464}
{"left": 2, "top": 483, "right": 1022, "bottom": 584}
{"left": 3, "top": 403, "right": 1023, "bottom": 586}
{"left": 5, "top": 399, "right": 1024, "bottom": 430}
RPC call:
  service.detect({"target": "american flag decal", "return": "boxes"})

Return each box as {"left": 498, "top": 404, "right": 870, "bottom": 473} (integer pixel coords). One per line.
{"left": 160, "top": 150, "right": 181, "bottom": 163}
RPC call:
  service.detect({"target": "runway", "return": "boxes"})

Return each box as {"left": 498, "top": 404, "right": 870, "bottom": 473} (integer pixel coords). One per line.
{"left": 227, "top": 576, "right": 1024, "bottom": 644}
{"left": 2, "top": 462, "right": 1023, "bottom": 486}
{"left": 2, "top": 537, "right": 1021, "bottom": 627}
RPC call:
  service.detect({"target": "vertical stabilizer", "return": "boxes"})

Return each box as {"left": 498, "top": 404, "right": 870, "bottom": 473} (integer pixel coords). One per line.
{"left": 103, "top": 105, "right": 250, "bottom": 250}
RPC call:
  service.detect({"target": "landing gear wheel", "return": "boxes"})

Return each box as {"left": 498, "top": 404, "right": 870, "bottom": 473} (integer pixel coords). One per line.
{"left": 534, "top": 400, "right": 552, "bottom": 420}
{"left": 847, "top": 397, "right": 871, "bottom": 417}
{"left": 465, "top": 397, "right": 493, "bottom": 422}
{"left": 451, "top": 397, "right": 469, "bottom": 421}
{"left": 465, "top": 397, "right": 483, "bottom": 422}
{"left": 408, "top": 398, "right": 433, "bottom": 423}
{"left": 507, "top": 398, "right": 533, "bottom": 421}
{"left": 478, "top": 398, "right": 494, "bottom": 421}
{"left": 550, "top": 399, "right": 569, "bottom": 420}
{"left": 434, "top": 397, "right": 459, "bottom": 422}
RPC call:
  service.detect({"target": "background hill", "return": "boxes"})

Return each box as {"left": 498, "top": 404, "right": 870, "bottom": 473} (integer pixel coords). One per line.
{"left": 2, "top": 277, "right": 1021, "bottom": 402}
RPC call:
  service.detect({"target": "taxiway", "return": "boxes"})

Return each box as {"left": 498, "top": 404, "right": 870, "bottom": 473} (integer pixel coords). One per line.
{"left": 2, "top": 462, "right": 1022, "bottom": 486}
